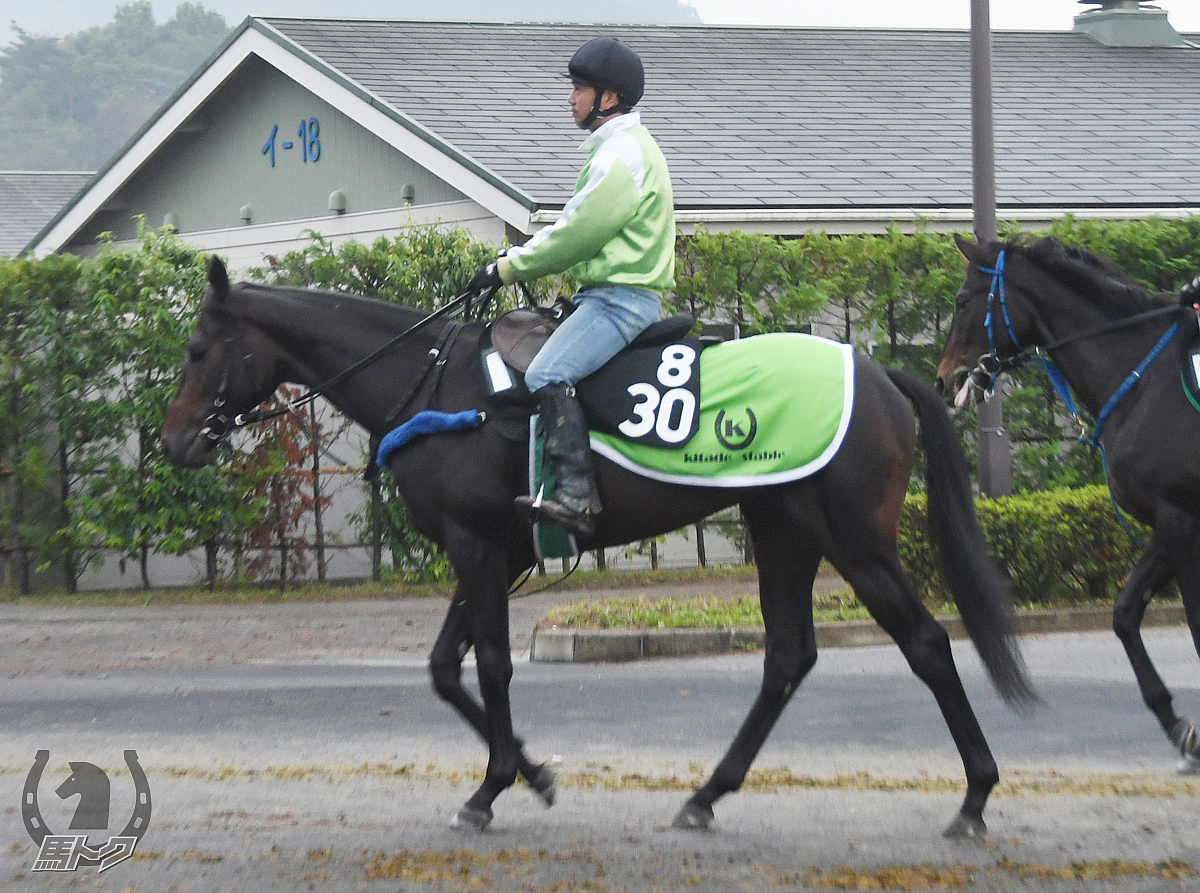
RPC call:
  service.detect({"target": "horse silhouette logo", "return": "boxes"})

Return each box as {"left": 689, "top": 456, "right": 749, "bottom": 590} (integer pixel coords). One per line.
{"left": 22, "top": 750, "right": 151, "bottom": 872}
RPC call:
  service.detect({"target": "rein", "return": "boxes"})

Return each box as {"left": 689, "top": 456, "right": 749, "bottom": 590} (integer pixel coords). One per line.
{"left": 974, "top": 250, "right": 1181, "bottom": 447}
{"left": 201, "top": 284, "right": 499, "bottom": 444}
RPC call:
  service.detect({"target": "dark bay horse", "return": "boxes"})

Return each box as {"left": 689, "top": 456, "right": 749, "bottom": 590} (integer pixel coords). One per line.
{"left": 937, "top": 234, "right": 1199, "bottom": 774}
{"left": 164, "top": 257, "right": 1034, "bottom": 838}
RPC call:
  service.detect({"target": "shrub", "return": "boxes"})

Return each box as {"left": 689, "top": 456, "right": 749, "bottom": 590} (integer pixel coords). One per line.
{"left": 900, "top": 485, "right": 1148, "bottom": 606}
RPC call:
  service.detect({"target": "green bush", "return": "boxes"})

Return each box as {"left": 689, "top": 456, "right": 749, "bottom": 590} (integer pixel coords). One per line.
{"left": 900, "top": 485, "right": 1149, "bottom": 606}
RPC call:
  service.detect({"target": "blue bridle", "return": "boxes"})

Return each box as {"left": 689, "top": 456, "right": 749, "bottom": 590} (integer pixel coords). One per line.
{"left": 975, "top": 249, "right": 1180, "bottom": 449}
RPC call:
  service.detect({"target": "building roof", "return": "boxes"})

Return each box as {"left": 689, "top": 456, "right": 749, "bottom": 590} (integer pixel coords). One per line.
{"left": 0, "top": 172, "right": 92, "bottom": 257}
{"left": 257, "top": 18, "right": 1200, "bottom": 213}
{"left": 28, "top": 17, "right": 1200, "bottom": 257}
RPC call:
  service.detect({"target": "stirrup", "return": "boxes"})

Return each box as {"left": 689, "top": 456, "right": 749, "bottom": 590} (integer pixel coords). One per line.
{"left": 514, "top": 495, "right": 595, "bottom": 537}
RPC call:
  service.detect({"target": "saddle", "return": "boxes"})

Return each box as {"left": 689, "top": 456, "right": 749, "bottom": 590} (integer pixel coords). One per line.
{"left": 480, "top": 301, "right": 699, "bottom": 443}
{"left": 488, "top": 300, "right": 696, "bottom": 374}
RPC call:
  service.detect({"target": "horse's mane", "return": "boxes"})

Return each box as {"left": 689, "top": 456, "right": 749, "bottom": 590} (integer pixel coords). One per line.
{"left": 209, "top": 279, "right": 429, "bottom": 330}
{"left": 1007, "top": 235, "right": 1168, "bottom": 316}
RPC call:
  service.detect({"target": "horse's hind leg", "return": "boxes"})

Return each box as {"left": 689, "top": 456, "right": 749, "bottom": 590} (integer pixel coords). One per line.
{"left": 674, "top": 510, "right": 821, "bottom": 830}
{"left": 838, "top": 552, "right": 999, "bottom": 839}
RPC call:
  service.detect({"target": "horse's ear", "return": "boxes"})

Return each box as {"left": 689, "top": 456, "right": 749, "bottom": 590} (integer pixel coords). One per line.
{"left": 206, "top": 256, "right": 230, "bottom": 302}
{"left": 954, "top": 232, "right": 984, "bottom": 264}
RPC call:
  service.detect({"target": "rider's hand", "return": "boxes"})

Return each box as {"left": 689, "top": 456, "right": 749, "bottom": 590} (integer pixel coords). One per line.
{"left": 467, "top": 262, "right": 502, "bottom": 295}
{"left": 1180, "top": 273, "right": 1200, "bottom": 308}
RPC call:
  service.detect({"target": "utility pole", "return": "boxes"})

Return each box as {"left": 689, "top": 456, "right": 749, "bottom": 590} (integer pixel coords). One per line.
{"left": 969, "top": 0, "right": 1012, "bottom": 496}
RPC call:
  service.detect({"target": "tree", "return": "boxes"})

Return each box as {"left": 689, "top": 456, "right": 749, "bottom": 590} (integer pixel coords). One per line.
{"left": 0, "top": 3, "right": 230, "bottom": 170}
{"left": 0, "top": 253, "right": 85, "bottom": 590}
{"left": 863, "top": 224, "right": 965, "bottom": 378}
{"left": 67, "top": 223, "right": 261, "bottom": 587}
{"left": 672, "top": 229, "right": 828, "bottom": 336}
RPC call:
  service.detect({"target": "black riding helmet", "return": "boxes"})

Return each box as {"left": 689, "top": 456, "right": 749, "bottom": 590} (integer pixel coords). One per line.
{"left": 567, "top": 37, "right": 644, "bottom": 128}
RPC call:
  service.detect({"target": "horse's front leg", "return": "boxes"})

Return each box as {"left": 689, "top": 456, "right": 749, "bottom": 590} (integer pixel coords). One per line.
{"left": 440, "top": 530, "right": 528, "bottom": 830}
{"left": 1113, "top": 511, "right": 1199, "bottom": 773}
{"left": 428, "top": 596, "right": 557, "bottom": 809}
{"left": 1112, "top": 535, "right": 1185, "bottom": 739}
{"left": 1155, "top": 509, "right": 1200, "bottom": 773}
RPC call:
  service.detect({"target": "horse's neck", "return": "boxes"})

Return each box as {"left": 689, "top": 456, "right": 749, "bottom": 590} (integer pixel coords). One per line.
{"left": 243, "top": 287, "right": 434, "bottom": 434}
{"left": 1030, "top": 283, "right": 1170, "bottom": 419}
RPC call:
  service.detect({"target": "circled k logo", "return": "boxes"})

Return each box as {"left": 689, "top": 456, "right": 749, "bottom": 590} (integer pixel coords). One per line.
{"left": 714, "top": 407, "right": 758, "bottom": 450}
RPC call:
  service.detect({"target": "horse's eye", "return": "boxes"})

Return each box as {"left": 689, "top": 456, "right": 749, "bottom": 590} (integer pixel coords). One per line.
{"left": 188, "top": 344, "right": 206, "bottom": 363}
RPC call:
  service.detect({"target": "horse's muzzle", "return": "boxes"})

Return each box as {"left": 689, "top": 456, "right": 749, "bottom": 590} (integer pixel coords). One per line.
{"left": 935, "top": 367, "right": 983, "bottom": 409}
{"left": 162, "top": 427, "right": 216, "bottom": 468}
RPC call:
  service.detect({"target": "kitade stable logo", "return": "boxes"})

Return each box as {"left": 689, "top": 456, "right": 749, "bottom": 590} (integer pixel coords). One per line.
{"left": 714, "top": 407, "right": 757, "bottom": 451}
{"left": 22, "top": 750, "right": 151, "bottom": 873}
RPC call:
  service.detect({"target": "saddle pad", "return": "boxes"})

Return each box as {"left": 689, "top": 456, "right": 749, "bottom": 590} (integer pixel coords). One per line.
{"left": 589, "top": 333, "right": 854, "bottom": 487}
{"left": 528, "top": 416, "right": 578, "bottom": 561}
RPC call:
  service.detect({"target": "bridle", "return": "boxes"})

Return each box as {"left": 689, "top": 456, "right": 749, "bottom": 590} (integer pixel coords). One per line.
{"left": 198, "top": 331, "right": 260, "bottom": 443}
{"left": 967, "top": 249, "right": 1181, "bottom": 448}
{"left": 196, "top": 284, "right": 500, "bottom": 446}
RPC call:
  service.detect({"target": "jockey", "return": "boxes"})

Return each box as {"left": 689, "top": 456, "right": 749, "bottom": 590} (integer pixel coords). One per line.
{"left": 469, "top": 36, "right": 677, "bottom": 537}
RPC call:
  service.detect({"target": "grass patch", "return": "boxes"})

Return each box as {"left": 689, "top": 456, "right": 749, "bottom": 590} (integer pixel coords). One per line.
{"left": 540, "top": 590, "right": 876, "bottom": 629}
{"left": 537, "top": 588, "right": 1033, "bottom": 630}
{"left": 524, "top": 562, "right": 760, "bottom": 592}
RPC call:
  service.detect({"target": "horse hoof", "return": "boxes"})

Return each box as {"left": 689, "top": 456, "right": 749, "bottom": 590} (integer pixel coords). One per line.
{"left": 450, "top": 805, "right": 493, "bottom": 832}
{"left": 1169, "top": 719, "right": 1197, "bottom": 760}
{"left": 530, "top": 764, "right": 557, "bottom": 807}
{"left": 671, "top": 802, "right": 714, "bottom": 830}
{"left": 943, "top": 813, "right": 987, "bottom": 840}
{"left": 1178, "top": 754, "right": 1200, "bottom": 777}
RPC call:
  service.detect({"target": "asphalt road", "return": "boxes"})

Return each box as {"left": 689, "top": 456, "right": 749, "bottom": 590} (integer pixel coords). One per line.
{"left": 0, "top": 594, "right": 1196, "bottom": 892}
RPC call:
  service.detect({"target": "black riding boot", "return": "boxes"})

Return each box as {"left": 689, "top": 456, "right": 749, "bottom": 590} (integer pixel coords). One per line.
{"left": 515, "top": 383, "right": 601, "bottom": 537}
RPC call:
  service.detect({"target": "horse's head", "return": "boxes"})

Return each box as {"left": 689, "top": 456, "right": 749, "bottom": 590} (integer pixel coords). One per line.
{"left": 162, "top": 257, "right": 281, "bottom": 467}
{"left": 935, "top": 234, "right": 1038, "bottom": 408}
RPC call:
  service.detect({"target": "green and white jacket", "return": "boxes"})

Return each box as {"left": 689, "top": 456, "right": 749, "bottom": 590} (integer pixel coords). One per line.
{"left": 498, "top": 111, "right": 676, "bottom": 293}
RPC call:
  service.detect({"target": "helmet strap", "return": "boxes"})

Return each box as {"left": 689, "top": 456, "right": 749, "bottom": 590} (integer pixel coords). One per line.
{"left": 579, "top": 88, "right": 625, "bottom": 130}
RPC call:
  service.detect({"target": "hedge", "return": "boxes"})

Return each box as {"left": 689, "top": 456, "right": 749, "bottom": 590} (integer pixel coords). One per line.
{"left": 5, "top": 216, "right": 1197, "bottom": 591}
{"left": 899, "top": 485, "right": 1149, "bottom": 606}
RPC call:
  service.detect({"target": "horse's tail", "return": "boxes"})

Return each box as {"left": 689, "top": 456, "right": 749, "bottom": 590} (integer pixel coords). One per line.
{"left": 886, "top": 367, "right": 1038, "bottom": 711}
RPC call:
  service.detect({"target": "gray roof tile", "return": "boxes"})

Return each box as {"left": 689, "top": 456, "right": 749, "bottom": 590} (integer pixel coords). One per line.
{"left": 0, "top": 172, "right": 93, "bottom": 257}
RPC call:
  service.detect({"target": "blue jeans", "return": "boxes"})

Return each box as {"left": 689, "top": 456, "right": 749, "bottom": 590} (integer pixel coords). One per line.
{"left": 524, "top": 285, "right": 662, "bottom": 392}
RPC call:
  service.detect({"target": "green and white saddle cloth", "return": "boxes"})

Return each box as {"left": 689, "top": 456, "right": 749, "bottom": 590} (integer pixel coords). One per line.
{"left": 588, "top": 332, "right": 854, "bottom": 487}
